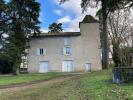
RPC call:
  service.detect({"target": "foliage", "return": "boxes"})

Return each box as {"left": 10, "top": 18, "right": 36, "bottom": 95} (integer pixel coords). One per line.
{"left": 0, "top": 0, "right": 40, "bottom": 74}
{"left": 112, "top": 42, "right": 121, "bottom": 67}
{"left": 0, "top": 52, "right": 12, "bottom": 74}
{"left": 0, "top": 0, "right": 8, "bottom": 46}
{"left": 48, "top": 22, "right": 63, "bottom": 33}
{"left": 108, "top": 8, "right": 133, "bottom": 67}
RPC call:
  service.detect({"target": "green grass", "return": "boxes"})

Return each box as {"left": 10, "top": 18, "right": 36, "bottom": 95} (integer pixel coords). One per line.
{"left": 80, "top": 69, "right": 133, "bottom": 100}
{"left": 0, "top": 72, "right": 64, "bottom": 85}
{"left": 0, "top": 77, "right": 82, "bottom": 100}
{"left": 0, "top": 70, "right": 133, "bottom": 100}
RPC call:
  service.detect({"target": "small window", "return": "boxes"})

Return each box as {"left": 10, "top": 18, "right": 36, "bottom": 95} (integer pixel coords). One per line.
{"left": 37, "top": 48, "right": 46, "bottom": 55}
{"left": 63, "top": 47, "right": 72, "bottom": 55}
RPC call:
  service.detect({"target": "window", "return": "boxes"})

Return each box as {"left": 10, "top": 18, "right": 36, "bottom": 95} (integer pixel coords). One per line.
{"left": 66, "top": 47, "right": 71, "bottom": 54}
{"left": 63, "top": 47, "right": 72, "bottom": 55}
{"left": 37, "top": 48, "right": 46, "bottom": 55}
{"left": 39, "top": 48, "right": 43, "bottom": 55}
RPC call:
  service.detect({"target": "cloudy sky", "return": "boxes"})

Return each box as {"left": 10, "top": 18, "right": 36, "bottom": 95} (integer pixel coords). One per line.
{"left": 38, "top": 0, "right": 99, "bottom": 32}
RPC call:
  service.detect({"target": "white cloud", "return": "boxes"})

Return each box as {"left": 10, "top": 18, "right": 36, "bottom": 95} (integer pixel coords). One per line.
{"left": 57, "top": 16, "right": 71, "bottom": 23}
{"left": 63, "top": 28, "right": 76, "bottom": 32}
{"left": 40, "top": 29, "right": 48, "bottom": 33}
{"left": 53, "top": 0, "right": 100, "bottom": 32}
{"left": 60, "top": 0, "right": 82, "bottom": 15}
{"left": 53, "top": 10, "right": 62, "bottom": 16}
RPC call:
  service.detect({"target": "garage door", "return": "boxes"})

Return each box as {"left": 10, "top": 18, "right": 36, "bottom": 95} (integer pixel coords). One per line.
{"left": 62, "top": 60, "right": 74, "bottom": 72}
{"left": 39, "top": 61, "right": 49, "bottom": 73}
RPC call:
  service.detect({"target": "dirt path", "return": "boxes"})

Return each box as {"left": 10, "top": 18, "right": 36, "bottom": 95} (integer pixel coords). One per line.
{"left": 0, "top": 75, "right": 76, "bottom": 94}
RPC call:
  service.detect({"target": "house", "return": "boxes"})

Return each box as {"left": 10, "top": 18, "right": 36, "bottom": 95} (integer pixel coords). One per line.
{"left": 27, "top": 15, "right": 102, "bottom": 73}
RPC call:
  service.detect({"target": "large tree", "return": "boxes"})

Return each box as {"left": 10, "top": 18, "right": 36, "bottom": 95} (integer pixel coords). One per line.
{"left": 2, "top": 0, "right": 40, "bottom": 74}
{"left": 0, "top": 0, "right": 8, "bottom": 47}
{"left": 48, "top": 22, "right": 63, "bottom": 33}
{"left": 61, "top": 0, "right": 133, "bottom": 69}
{"left": 108, "top": 8, "right": 133, "bottom": 67}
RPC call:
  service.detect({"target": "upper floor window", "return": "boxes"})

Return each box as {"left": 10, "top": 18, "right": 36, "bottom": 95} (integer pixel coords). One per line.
{"left": 63, "top": 47, "right": 72, "bottom": 55}
{"left": 37, "top": 48, "right": 46, "bottom": 55}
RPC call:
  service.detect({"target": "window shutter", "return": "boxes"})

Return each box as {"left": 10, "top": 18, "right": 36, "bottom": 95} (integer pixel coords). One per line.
{"left": 37, "top": 48, "right": 40, "bottom": 55}
{"left": 44, "top": 49, "right": 46, "bottom": 55}
{"left": 62, "top": 61, "right": 65, "bottom": 72}
{"left": 63, "top": 48, "right": 66, "bottom": 55}
{"left": 70, "top": 48, "right": 72, "bottom": 54}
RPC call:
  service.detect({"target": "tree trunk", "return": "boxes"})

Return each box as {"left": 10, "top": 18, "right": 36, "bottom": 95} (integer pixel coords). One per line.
{"left": 101, "top": 0, "right": 108, "bottom": 69}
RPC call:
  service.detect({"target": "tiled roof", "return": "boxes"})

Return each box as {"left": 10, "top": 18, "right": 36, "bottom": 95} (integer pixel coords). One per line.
{"left": 31, "top": 32, "right": 81, "bottom": 38}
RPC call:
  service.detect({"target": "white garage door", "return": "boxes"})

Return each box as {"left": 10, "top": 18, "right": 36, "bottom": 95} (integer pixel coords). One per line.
{"left": 39, "top": 61, "right": 49, "bottom": 73}
{"left": 85, "top": 63, "right": 91, "bottom": 72}
{"left": 62, "top": 60, "right": 74, "bottom": 72}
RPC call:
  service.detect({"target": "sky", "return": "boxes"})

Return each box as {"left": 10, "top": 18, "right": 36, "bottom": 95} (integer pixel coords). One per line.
{"left": 5, "top": 0, "right": 99, "bottom": 32}
{"left": 38, "top": 0, "right": 99, "bottom": 32}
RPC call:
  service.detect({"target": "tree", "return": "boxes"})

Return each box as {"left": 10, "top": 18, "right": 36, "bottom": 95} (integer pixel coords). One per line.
{"left": 2, "top": 0, "right": 40, "bottom": 74}
{"left": 108, "top": 8, "right": 133, "bottom": 67}
{"left": 48, "top": 22, "right": 63, "bottom": 33}
{"left": 0, "top": 0, "right": 8, "bottom": 47}
{"left": 60, "top": 0, "right": 133, "bottom": 69}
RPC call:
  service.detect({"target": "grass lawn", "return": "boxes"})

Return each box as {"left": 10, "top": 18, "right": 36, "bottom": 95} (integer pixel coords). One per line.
{"left": 0, "top": 72, "right": 65, "bottom": 85}
{"left": 0, "top": 69, "right": 133, "bottom": 100}
{"left": 80, "top": 69, "right": 133, "bottom": 100}
{"left": 0, "top": 77, "right": 82, "bottom": 100}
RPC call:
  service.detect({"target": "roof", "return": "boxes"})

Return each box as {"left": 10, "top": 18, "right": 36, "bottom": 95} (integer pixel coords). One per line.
{"left": 31, "top": 15, "right": 98, "bottom": 38}
{"left": 82, "top": 15, "right": 99, "bottom": 23}
{"left": 30, "top": 32, "right": 81, "bottom": 38}
{"left": 79, "top": 15, "right": 99, "bottom": 27}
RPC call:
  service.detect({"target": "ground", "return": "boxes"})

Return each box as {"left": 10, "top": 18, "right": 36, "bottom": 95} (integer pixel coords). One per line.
{"left": 0, "top": 72, "right": 65, "bottom": 85}
{"left": 0, "top": 69, "right": 133, "bottom": 100}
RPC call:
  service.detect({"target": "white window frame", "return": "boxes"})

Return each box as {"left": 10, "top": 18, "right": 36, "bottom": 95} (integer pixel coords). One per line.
{"left": 37, "top": 48, "right": 46, "bottom": 56}
{"left": 63, "top": 47, "right": 72, "bottom": 55}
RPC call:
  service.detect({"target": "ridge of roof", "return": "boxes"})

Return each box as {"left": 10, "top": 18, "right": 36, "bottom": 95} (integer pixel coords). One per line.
{"left": 30, "top": 32, "right": 81, "bottom": 38}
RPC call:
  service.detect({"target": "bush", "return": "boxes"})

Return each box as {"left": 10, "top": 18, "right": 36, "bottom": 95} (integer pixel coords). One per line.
{"left": 0, "top": 55, "right": 13, "bottom": 74}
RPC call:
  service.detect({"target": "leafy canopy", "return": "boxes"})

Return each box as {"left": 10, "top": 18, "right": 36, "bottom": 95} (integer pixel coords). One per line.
{"left": 48, "top": 22, "right": 63, "bottom": 33}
